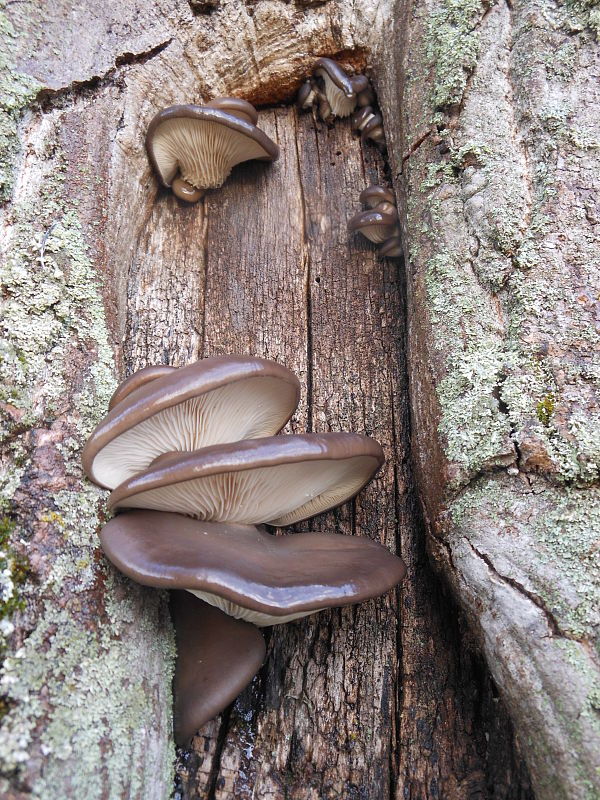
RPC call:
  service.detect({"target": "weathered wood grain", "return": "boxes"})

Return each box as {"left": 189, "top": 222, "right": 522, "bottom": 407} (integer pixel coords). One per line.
{"left": 129, "top": 107, "right": 531, "bottom": 799}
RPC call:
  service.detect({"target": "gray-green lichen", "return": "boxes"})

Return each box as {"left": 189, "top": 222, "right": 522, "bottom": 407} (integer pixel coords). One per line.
{"left": 0, "top": 106, "right": 175, "bottom": 796}
{"left": 451, "top": 477, "right": 600, "bottom": 649}
{"left": 412, "top": 0, "right": 600, "bottom": 487}
{"left": 425, "top": 0, "right": 488, "bottom": 111}
{"left": 0, "top": 2, "right": 42, "bottom": 203}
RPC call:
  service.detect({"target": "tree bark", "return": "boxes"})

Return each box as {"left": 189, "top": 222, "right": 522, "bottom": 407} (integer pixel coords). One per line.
{"left": 375, "top": 0, "right": 600, "bottom": 798}
{"left": 1, "top": 0, "right": 591, "bottom": 797}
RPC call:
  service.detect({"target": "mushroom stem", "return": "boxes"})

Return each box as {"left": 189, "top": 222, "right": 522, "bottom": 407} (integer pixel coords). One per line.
{"left": 172, "top": 176, "right": 205, "bottom": 203}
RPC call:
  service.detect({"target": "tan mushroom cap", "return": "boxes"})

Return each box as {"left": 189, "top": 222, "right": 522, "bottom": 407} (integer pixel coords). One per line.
{"left": 108, "top": 365, "right": 176, "bottom": 411}
{"left": 100, "top": 511, "right": 407, "bottom": 627}
{"left": 205, "top": 97, "right": 259, "bottom": 125}
{"left": 359, "top": 185, "right": 396, "bottom": 209}
{"left": 146, "top": 103, "right": 279, "bottom": 192}
{"left": 348, "top": 209, "right": 400, "bottom": 244}
{"left": 82, "top": 356, "right": 300, "bottom": 490}
{"left": 171, "top": 591, "right": 265, "bottom": 744}
{"left": 108, "top": 432, "right": 384, "bottom": 526}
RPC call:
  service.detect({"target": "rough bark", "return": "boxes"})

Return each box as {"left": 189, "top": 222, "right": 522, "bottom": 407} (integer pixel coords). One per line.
{"left": 0, "top": 0, "right": 582, "bottom": 797}
{"left": 375, "top": 0, "right": 600, "bottom": 797}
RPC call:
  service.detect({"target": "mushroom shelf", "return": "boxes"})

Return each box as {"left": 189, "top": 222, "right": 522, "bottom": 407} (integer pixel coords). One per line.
{"left": 85, "top": 357, "right": 406, "bottom": 744}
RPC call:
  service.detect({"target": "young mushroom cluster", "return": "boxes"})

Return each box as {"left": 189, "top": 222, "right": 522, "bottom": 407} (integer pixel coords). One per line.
{"left": 348, "top": 185, "right": 402, "bottom": 258}
{"left": 146, "top": 98, "right": 279, "bottom": 203}
{"left": 83, "top": 356, "right": 406, "bottom": 744}
{"left": 297, "top": 57, "right": 374, "bottom": 123}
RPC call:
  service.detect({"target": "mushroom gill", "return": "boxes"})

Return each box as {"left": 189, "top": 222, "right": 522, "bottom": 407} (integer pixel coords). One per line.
{"left": 146, "top": 103, "right": 279, "bottom": 200}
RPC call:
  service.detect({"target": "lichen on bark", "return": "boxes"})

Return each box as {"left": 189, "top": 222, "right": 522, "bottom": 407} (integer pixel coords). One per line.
{"left": 0, "top": 64, "right": 175, "bottom": 798}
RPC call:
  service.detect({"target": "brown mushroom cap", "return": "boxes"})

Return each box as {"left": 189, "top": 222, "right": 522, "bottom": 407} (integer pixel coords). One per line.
{"left": 361, "top": 113, "right": 385, "bottom": 144}
{"left": 359, "top": 185, "right": 396, "bottom": 209}
{"left": 314, "top": 58, "right": 357, "bottom": 117}
{"left": 379, "top": 235, "right": 403, "bottom": 258}
{"left": 100, "top": 511, "right": 407, "bottom": 626}
{"left": 146, "top": 104, "right": 279, "bottom": 192}
{"left": 171, "top": 591, "right": 265, "bottom": 744}
{"left": 82, "top": 356, "right": 300, "bottom": 490}
{"left": 297, "top": 80, "right": 316, "bottom": 109}
{"left": 352, "top": 106, "right": 375, "bottom": 132}
{"left": 205, "top": 97, "right": 259, "bottom": 126}
{"left": 107, "top": 432, "right": 384, "bottom": 526}
{"left": 108, "top": 365, "right": 176, "bottom": 411}
{"left": 348, "top": 209, "right": 399, "bottom": 244}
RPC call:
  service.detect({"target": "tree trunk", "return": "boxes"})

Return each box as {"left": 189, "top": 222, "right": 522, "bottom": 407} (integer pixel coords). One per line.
{"left": 375, "top": 1, "right": 600, "bottom": 798}
{"left": 1, "top": 0, "right": 593, "bottom": 798}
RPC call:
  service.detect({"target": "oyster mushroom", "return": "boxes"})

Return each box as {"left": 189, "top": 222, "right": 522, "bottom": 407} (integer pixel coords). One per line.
{"left": 100, "top": 510, "right": 407, "bottom": 626}
{"left": 108, "top": 365, "right": 176, "bottom": 411}
{"left": 107, "top": 432, "right": 384, "bottom": 525}
{"left": 82, "top": 356, "right": 300, "bottom": 489}
{"left": 146, "top": 101, "right": 279, "bottom": 203}
{"left": 359, "top": 185, "right": 396, "bottom": 209}
{"left": 171, "top": 591, "right": 265, "bottom": 744}
{"left": 347, "top": 208, "right": 400, "bottom": 245}
{"left": 379, "top": 236, "right": 403, "bottom": 258}
{"left": 313, "top": 58, "right": 371, "bottom": 118}
{"left": 349, "top": 185, "right": 402, "bottom": 258}
{"left": 351, "top": 105, "right": 385, "bottom": 146}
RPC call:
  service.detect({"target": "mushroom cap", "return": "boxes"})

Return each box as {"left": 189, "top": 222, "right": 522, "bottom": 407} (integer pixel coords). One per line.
{"left": 107, "top": 432, "right": 384, "bottom": 525}
{"left": 172, "top": 177, "right": 205, "bottom": 203}
{"left": 314, "top": 58, "right": 357, "bottom": 117}
{"left": 205, "top": 97, "right": 259, "bottom": 126}
{"left": 100, "top": 511, "right": 407, "bottom": 626}
{"left": 349, "top": 74, "right": 370, "bottom": 94}
{"left": 379, "top": 235, "right": 403, "bottom": 258}
{"left": 348, "top": 209, "right": 399, "bottom": 244}
{"left": 108, "top": 365, "right": 176, "bottom": 411}
{"left": 351, "top": 106, "right": 374, "bottom": 132}
{"left": 359, "top": 185, "right": 395, "bottom": 209}
{"left": 146, "top": 104, "right": 279, "bottom": 191}
{"left": 171, "top": 591, "right": 265, "bottom": 744}
{"left": 361, "top": 113, "right": 385, "bottom": 143}
{"left": 297, "top": 80, "right": 315, "bottom": 109}
{"left": 82, "top": 355, "right": 300, "bottom": 490}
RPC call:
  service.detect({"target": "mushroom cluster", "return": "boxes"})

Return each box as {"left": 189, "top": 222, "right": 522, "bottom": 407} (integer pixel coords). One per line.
{"left": 348, "top": 185, "right": 402, "bottom": 258}
{"left": 297, "top": 58, "right": 374, "bottom": 123}
{"left": 83, "top": 356, "right": 406, "bottom": 744}
{"left": 146, "top": 98, "right": 279, "bottom": 203}
{"left": 351, "top": 104, "right": 385, "bottom": 148}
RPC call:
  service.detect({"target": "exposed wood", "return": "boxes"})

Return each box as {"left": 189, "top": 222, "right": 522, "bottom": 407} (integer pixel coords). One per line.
{"left": 134, "top": 107, "right": 531, "bottom": 798}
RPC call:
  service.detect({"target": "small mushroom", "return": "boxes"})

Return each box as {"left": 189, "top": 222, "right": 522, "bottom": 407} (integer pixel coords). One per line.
{"left": 146, "top": 101, "right": 279, "bottom": 203}
{"left": 108, "top": 365, "right": 176, "bottom": 411}
{"left": 107, "top": 432, "right": 384, "bottom": 525}
{"left": 379, "top": 236, "right": 403, "bottom": 258}
{"left": 82, "top": 356, "right": 300, "bottom": 489}
{"left": 171, "top": 591, "right": 265, "bottom": 744}
{"left": 297, "top": 80, "right": 317, "bottom": 110}
{"left": 347, "top": 208, "right": 400, "bottom": 244}
{"left": 100, "top": 510, "right": 407, "bottom": 626}
{"left": 360, "top": 113, "right": 385, "bottom": 146}
{"left": 351, "top": 106, "right": 385, "bottom": 147}
{"left": 359, "top": 185, "right": 395, "bottom": 209}
{"left": 313, "top": 58, "right": 357, "bottom": 117}
{"left": 204, "top": 97, "right": 258, "bottom": 125}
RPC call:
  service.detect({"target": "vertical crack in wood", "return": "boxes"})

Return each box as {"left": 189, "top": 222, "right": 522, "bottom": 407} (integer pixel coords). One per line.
{"left": 205, "top": 707, "right": 233, "bottom": 800}
{"left": 293, "top": 109, "right": 313, "bottom": 432}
